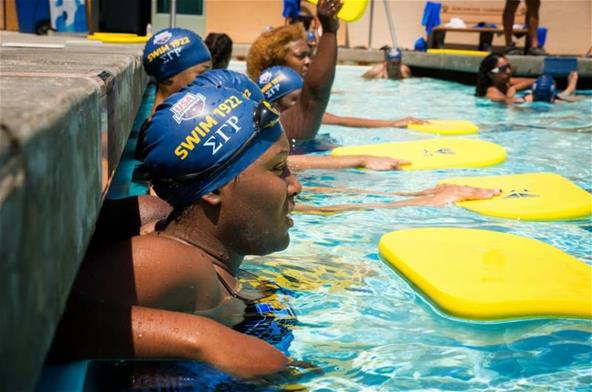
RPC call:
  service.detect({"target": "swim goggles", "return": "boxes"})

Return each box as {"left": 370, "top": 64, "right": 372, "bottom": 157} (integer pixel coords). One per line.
{"left": 490, "top": 64, "right": 513, "bottom": 74}
{"left": 157, "top": 100, "right": 281, "bottom": 184}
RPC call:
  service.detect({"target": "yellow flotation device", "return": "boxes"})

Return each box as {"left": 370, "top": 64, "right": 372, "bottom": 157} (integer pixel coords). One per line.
{"left": 307, "top": 0, "right": 368, "bottom": 22}
{"left": 408, "top": 120, "right": 479, "bottom": 135}
{"left": 427, "top": 49, "right": 489, "bottom": 57}
{"left": 87, "top": 33, "right": 150, "bottom": 44}
{"left": 379, "top": 228, "right": 592, "bottom": 321}
{"left": 441, "top": 172, "right": 592, "bottom": 221}
{"left": 331, "top": 138, "right": 506, "bottom": 170}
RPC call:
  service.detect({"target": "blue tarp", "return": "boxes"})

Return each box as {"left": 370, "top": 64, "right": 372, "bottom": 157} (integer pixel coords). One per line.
{"left": 283, "top": 0, "right": 301, "bottom": 19}
{"left": 421, "top": 1, "right": 442, "bottom": 35}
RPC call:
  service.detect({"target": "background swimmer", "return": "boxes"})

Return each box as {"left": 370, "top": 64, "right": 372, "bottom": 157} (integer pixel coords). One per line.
{"left": 362, "top": 46, "right": 412, "bottom": 80}
{"left": 247, "top": 1, "right": 425, "bottom": 139}
{"left": 475, "top": 53, "right": 534, "bottom": 103}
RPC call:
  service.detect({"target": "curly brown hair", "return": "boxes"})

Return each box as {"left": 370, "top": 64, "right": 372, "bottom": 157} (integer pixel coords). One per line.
{"left": 246, "top": 24, "right": 307, "bottom": 81}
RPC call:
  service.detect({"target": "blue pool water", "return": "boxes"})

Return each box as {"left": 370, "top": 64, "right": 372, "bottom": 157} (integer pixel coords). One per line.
{"left": 50, "top": 64, "right": 592, "bottom": 391}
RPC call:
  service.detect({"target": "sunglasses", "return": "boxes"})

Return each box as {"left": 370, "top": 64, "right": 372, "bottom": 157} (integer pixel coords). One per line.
{"left": 156, "top": 100, "right": 281, "bottom": 185}
{"left": 490, "top": 64, "right": 513, "bottom": 74}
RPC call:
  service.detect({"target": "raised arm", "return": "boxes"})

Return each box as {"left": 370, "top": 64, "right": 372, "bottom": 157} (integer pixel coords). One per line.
{"left": 281, "top": 0, "right": 342, "bottom": 140}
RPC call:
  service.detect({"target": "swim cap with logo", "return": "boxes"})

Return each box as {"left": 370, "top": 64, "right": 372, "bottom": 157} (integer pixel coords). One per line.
{"left": 532, "top": 75, "right": 556, "bottom": 103}
{"left": 142, "top": 85, "right": 283, "bottom": 207}
{"left": 257, "top": 66, "right": 304, "bottom": 103}
{"left": 386, "top": 47, "right": 402, "bottom": 62}
{"left": 143, "top": 28, "right": 211, "bottom": 82}
{"left": 191, "top": 69, "right": 264, "bottom": 103}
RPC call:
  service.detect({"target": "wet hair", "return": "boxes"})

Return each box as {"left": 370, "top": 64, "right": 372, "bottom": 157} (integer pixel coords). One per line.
{"left": 475, "top": 53, "right": 505, "bottom": 97}
{"left": 246, "top": 24, "right": 307, "bottom": 81}
{"left": 205, "top": 32, "right": 233, "bottom": 69}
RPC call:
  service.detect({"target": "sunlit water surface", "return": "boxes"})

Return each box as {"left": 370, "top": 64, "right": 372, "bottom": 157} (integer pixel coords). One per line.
{"left": 97, "top": 63, "right": 592, "bottom": 391}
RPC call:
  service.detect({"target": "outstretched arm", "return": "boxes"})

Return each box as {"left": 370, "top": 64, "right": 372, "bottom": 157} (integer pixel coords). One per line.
{"left": 288, "top": 154, "right": 409, "bottom": 171}
{"left": 281, "top": 0, "right": 342, "bottom": 140}
{"left": 322, "top": 112, "right": 427, "bottom": 128}
{"left": 295, "top": 184, "right": 500, "bottom": 214}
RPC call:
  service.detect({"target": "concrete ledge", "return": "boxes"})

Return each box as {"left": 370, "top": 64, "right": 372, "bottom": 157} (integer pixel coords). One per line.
{"left": 0, "top": 31, "right": 148, "bottom": 391}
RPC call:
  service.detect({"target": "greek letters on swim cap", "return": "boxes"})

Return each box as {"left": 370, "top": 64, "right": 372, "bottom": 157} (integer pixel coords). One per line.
{"left": 257, "top": 66, "right": 303, "bottom": 103}
{"left": 142, "top": 28, "right": 211, "bottom": 81}
{"left": 142, "top": 85, "right": 282, "bottom": 207}
{"left": 191, "top": 69, "right": 264, "bottom": 103}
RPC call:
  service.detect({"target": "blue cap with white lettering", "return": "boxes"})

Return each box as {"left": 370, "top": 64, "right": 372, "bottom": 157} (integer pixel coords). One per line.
{"left": 143, "top": 27, "right": 211, "bottom": 82}
{"left": 142, "top": 85, "right": 283, "bottom": 207}
{"left": 532, "top": 74, "right": 556, "bottom": 103}
{"left": 257, "top": 66, "right": 304, "bottom": 103}
{"left": 386, "top": 47, "right": 402, "bottom": 62}
{"left": 191, "top": 69, "right": 264, "bottom": 103}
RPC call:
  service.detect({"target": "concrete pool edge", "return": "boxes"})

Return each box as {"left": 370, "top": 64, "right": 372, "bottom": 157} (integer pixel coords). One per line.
{"left": 0, "top": 31, "right": 148, "bottom": 391}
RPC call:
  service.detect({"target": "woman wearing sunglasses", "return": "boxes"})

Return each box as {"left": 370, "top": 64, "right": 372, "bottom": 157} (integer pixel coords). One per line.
{"left": 476, "top": 53, "right": 535, "bottom": 103}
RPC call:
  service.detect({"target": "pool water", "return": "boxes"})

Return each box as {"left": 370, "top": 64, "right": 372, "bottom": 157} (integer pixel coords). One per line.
{"left": 58, "top": 64, "right": 592, "bottom": 391}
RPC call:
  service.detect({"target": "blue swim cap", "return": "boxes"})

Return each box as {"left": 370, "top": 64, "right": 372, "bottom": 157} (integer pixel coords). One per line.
{"left": 386, "top": 47, "right": 402, "bottom": 61}
{"left": 143, "top": 85, "right": 283, "bottom": 207}
{"left": 532, "top": 75, "right": 556, "bottom": 103}
{"left": 257, "top": 66, "right": 304, "bottom": 103}
{"left": 191, "top": 69, "right": 264, "bottom": 103}
{"left": 143, "top": 28, "right": 211, "bottom": 82}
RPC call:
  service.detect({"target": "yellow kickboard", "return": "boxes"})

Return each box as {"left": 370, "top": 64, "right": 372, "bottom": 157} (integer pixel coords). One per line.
{"left": 87, "top": 33, "right": 150, "bottom": 44}
{"left": 307, "top": 0, "right": 368, "bottom": 22}
{"left": 427, "top": 49, "right": 490, "bottom": 57}
{"left": 441, "top": 173, "right": 592, "bottom": 221}
{"left": 332, "top": 138, "right": 506, "bottom": 170}
{"left": 408, "top": 120, "right": 479, "bottom": 135}
{"left": 379, "top": 228, "right": 592, "bottom": 321}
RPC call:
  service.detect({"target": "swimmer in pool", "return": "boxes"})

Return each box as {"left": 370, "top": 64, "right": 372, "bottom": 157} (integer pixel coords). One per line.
{"left": 246, "top": 0, "right": 426, "bottom": 140}
{"left": 49, "top": 85, "right": 300, "bottom": 380}
{"left": 258, "top": 65, "right": 412, "bottom": 170}
{"left": 143, "top": 28, "right": 212, "bottom": 113}
{"left": 522, "top": 72, "right": 581, "bottom": 103}
{"left": 475, "top": 53, "right": 535, "bottom": 103}
{"left": 361, "top": 46, "right": 412, "bottom": 81}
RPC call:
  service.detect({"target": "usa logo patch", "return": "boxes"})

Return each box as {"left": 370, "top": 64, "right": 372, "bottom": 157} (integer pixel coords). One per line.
{"left": 153, "top": 31, "right": 173, "bottom": 45}
{"left": 259, "top": 71, "right": 272, "bottom": 84}
{"left": 170, "top": 93, "right": 206, "bottom": 124}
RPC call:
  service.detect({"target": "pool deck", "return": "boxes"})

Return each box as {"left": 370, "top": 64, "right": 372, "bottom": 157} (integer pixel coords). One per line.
{"left": 0, "top": 31, "right": 148, "bottom": 391}
{"left": 1, "top": 31, "right": 590, "bottom": 391}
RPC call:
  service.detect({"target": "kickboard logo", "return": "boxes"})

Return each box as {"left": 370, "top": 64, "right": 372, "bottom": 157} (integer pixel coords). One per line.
{"left": 422, "top": 147, "right": 455, "bottom": 157}
{"left": 170, "top": 93, "right": 206, "bottom": 124}
{"left": 153, "top": 31, "right": 173, "bottom": 45}
{"left": 259, "top": 71, "right": 272, "bottom": 85}
{"left": 503, "top": 189, "right": 540, "bottom": 199}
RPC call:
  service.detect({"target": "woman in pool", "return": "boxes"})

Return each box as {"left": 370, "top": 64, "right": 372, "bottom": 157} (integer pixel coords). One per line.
{"left": 143, "top": 27, "right": 212, "bottom": 112}
{"left": 246, "top": 2, "right": 425, "bottom": 140}
{"left": 50, "top": 83, "right": 500, "bottom": 379}
{"left": 361, "top": 46, "right": 412, "bottom": 81}
{"left": 475, "top": 53, "right": 535, "bottom": 103}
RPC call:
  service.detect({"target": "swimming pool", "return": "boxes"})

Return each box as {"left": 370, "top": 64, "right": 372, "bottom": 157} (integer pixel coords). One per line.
{"left": 51, "top": 64, "right": 592, "bottom": 391}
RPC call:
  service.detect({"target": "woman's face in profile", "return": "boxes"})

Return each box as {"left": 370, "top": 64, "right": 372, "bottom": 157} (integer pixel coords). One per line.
{"left": 284, "top": 39, "right": 311, "bottom": 77}
{"left": 218, "top": 134, "right": 301, "bottom": 255}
